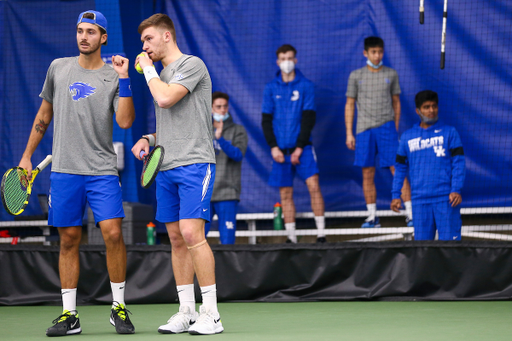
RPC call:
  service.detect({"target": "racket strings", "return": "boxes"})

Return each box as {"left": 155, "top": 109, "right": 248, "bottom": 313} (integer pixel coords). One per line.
{"left": 142, "top": 148, "right": 162, "bottom": 186}
{"left": 2, "top": 168, "right": 30, "bottom": 214}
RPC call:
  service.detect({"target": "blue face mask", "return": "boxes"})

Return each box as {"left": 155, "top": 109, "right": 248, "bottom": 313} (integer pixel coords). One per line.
{"left": 419, "top": 113, "right": 438, "bottom": 125}
{"left": 213, "top": 112, "right": 229, "bottom": 122}
{"left": 366, "top": 59, "right": 383, "bottom": 69}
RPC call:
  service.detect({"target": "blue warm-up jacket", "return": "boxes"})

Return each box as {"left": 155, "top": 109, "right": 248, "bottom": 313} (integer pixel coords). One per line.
{"left": 262, "top": 69, "right": 316, "bottom": 149}
{"left": 392, "top": 121, "right": 465, "bottom": 204}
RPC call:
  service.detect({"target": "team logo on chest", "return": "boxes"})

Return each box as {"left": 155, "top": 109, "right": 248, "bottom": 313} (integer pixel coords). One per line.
{"left": 69, "top": 82, "right": 96, "bottom": 101}
{"left": 291, "top": 90, "right": 300, "bottom": 101}
{"left": 433, "top": 146, "right": 446, "bottom": 157}
{"left": 408, "top": 136, "right": 445, "bottom": 157}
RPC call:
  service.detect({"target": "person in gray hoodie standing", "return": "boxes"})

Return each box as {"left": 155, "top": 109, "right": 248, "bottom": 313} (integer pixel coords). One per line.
{"left": 205, "top": 92, "right": 248, "bottom": 244}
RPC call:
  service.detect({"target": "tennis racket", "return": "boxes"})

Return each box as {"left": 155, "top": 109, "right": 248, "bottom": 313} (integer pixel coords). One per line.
{"left": 139, "top": 145, "right": 165, "bottom": 189}
{"left": 419, "top": 0, "right": 424, "bottom": 24}
{"left": 440, "top": 0, "right": 448, "bottom": 69}
{"left": 1, "top": 155, "right": 52, "bottom": 215}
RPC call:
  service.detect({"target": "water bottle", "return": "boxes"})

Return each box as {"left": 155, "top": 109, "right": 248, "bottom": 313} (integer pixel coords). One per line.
{"left": 146, "top": 222, "right": 156, "bottom": 245}
{"left": 273, "top": 203, "right": 283, "bottom": 230}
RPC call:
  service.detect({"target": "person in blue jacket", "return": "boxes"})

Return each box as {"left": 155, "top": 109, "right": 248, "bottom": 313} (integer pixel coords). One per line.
{"left": 391, "top": 90, "right": 465, "bottom": 240}
{"left": 262, "top": 44, "right": 326, "bottom": 243}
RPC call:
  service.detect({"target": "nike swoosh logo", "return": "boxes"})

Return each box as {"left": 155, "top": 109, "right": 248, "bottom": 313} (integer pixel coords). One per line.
{"left": 177, "top": 290, "right": 184, "bottom": 293}
{"left": 71, "top": 320, "right": 78, "bottom": 328}
{"left": 203, "top": 209, "right": 208, "bottom": 212}
{"left": 104, "top": 79, "right": 111, "bottom": 82}
{"left": 435, "top": 129, "right": 442, "bottom": 133}
{"left": 214, "top": 318, "right": 221, "bottom": 324}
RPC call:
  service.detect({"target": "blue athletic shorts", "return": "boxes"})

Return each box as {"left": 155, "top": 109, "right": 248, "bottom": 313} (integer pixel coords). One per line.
{"left": 354, "top": 121, "right": 398, "bottom": 168}
{"left": 412, "top": 200, "right": 462, "bottom": 240}
{"left": 48, "top": 173, "right": 124, "bottom": 227}
{"left": 155, "top": 163, "right": 215, "bottom": 223}
{"left": 204, "top": 200, "right": 238, "bottom": 245}
{"left": 268, "top": 145, "right": 319, "bottom": 187}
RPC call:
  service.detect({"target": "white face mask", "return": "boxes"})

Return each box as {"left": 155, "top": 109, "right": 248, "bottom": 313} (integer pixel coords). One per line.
{"left": 419, "top": 113, "right": 438, "bottom": 125}
{"left": 279, "top": 60, "right": 295, "bottom": 74}
{"left": 213, "top": 112, "right": 229, "bottom": 122}
{"left": 367, "top": 59, "right": 383, "bottom": 69}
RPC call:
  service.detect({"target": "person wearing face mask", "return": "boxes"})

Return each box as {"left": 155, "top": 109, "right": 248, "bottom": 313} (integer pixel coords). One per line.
{"left": 345, "top": 36, "right": 413, "bottom": 228}
{"left": 205, "top": 92, "right": 248, "bottom": 244}
{"left": 262, "top": 44, "right": 326, "bottom": 244}
{"left": 391, "top": 90, "right": 465, "bottom": 240}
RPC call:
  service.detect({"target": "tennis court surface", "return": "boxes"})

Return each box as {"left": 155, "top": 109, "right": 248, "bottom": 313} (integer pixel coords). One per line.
{"left": 1, "top": 301, "right": 511, "bottom": 340}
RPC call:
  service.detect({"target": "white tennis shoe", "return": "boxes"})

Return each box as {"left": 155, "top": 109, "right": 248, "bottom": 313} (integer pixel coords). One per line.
{"left": 188, "top": 305, "right": 224, "bottom": 335}
{"left": 157, "top": 306, "right": 198, "bottom": 334}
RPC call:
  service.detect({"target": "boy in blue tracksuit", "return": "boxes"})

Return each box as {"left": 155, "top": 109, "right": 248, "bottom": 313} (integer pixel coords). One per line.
{"left": 262, "top": 44, "right": 326, "bottom": 243}
{"left": 391, "top": 90, "right": 465, "bottom": 240}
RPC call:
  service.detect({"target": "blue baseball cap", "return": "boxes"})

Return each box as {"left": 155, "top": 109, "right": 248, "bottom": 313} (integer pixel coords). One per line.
{"left": 77, "top": 10, "right": 108, "bottom": 45}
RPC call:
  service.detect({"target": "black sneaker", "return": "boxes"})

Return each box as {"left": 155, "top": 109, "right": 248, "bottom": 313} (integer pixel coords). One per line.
{"left": 316, "top": 237, "right": 327, "bottom": 243}
{"left": 110, "top": 303, "right": 135, "bottom": 334}
{"left": 46, "top": 310, "right": 81, "bottom": 337}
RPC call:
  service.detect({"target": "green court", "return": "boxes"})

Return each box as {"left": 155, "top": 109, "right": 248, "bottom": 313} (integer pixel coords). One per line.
{"left": 1, "top": 302, "right": 511, "bottom": 340}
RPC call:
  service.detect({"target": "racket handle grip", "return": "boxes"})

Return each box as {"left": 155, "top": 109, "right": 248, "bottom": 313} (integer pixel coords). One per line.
{"left": 420, "top": 12, "right": 424, "bottom": 24}
{"left": 139, "top": 150, "right": 147, "bottom": 158}
{"left": 440, "top": 52, "right": 445, "bottom": 69}
{"left": 37, "top": 155, "right": 53, "bottom": 171}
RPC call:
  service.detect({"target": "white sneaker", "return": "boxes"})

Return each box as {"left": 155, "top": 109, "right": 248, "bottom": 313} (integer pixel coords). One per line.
{"left": 157, "top": 306, "right": 198, "bottom": 334}
{"left": 188, "top": 305, "right": 224, "bottom": 335}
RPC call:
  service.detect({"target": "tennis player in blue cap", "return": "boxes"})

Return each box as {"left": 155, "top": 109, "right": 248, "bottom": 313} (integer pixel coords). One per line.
{"left": 18, "top": 10, "right": 136, "bottom": 336}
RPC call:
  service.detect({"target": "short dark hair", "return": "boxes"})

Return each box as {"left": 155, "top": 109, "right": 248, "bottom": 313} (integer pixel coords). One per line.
{"left": 138, "top": 13, "right": 176, "bottom": 43}
{"left": 276, "top": 44, "right": 297, "bottom": 57}
{"left": 364, "top": 37, "right": 384, "bottom": 51}
{"left": 415, "top": 90, "right": 439, "bottom": 108}
{"left": 212, "top": 91, "right": 229, "bottom": 104}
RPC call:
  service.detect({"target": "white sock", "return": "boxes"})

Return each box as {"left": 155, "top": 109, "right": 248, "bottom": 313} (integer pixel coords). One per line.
{"left": 200, "top": 284, "right": 218, "bottom": 314}
{"left": 61, "top": 288, "right": 77, "bottom": 313}
{"left": 177, "top": 284, "right": 195, "bottom": 313}
{"left": 285, "top": 222, "right": 297, "bottom": 243}
{"left": 111, "top": 281, "right": 126, "bottom": 308}
{"left": 315, "top": 216, "right": 325, "bottom": 238}
{"left": 404, "top": 201, "right": 413, "bottom": 220}
{"left": 366, "top": 203, "right": 376, "bottom": 221}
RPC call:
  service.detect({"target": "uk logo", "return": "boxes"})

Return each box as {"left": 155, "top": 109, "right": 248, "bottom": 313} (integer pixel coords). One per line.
{"left": 434, "top": 146, "right": 446, "bottom": 157}
{"left": 69, "top": 82, "right": 96, "bottom": 101}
